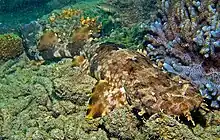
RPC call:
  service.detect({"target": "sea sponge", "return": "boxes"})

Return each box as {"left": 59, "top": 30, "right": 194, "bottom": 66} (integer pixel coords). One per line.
{"left": 71, "top": 26, "right": 91, "bottom": 43}
{"left": 0, "top": 33, "right": 23, "bottom": 61}
{"left": 71, "top": 17, "right": 102, "bottom": 47}
{"left": 37, "top": 30, "right": 58, "bottom": 51}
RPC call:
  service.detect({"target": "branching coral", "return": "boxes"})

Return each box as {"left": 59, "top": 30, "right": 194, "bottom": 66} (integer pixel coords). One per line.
{"left": 144, "top": 0, "right": 220, "bottom": 108}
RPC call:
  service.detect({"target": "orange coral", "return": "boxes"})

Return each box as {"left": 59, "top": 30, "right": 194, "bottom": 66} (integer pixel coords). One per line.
{"left": 80, "top": 16, "right": 97, "bottom": 27}
{"left": 80, "top": 16, "right": 102, "bottom": 32}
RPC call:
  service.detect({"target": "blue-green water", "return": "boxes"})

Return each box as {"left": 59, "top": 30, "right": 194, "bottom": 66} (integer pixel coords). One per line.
{"left": 0, "top": 0, "right": 97, "bottom": 33}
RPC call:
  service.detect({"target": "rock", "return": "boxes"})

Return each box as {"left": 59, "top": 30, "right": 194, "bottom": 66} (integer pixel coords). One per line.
{"left": 141, "top": 113, "right": 200, "bottom": 140}
{"left": 53, "top": 60, "right": 96, "bottom": 105}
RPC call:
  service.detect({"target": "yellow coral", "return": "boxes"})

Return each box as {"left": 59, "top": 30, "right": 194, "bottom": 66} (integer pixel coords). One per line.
{"left": 48, "top": 8, "right": 81, "bottom": 22}
{"left": 80, "top": 16, "right": 99, "bottom": 28}
{"left": 61, "top": 8, "right": 81, "bottom": 19}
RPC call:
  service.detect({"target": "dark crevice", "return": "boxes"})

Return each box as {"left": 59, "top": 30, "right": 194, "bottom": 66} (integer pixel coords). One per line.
{"left": 98, "top": 124, "right": 113, "bottom": 140}
{"left": 98, "top": 123, "right": 133, "bottom": 140}
{"left": 13, "top": 96, "right": 36, "bottom": 117}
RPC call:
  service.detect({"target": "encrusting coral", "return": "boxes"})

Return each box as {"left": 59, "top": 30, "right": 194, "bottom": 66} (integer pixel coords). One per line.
{"left": 143, "top": 0, "right": 220, "bottom": 109}
{"left": 86, "top": 43, "right": 203, "bottom": 125}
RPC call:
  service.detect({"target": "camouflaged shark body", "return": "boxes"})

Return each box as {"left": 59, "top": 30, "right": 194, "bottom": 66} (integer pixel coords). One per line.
{"left": 86, "top": 43, "right": 203, "bottom": 123}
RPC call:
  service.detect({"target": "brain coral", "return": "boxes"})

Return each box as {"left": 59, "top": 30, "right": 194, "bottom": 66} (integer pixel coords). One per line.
{"left": 0, "top": 33, "right": 23, "bottom": 61}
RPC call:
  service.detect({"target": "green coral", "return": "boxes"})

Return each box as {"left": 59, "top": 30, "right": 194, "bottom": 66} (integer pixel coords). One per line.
{"left": 0, "top": 33, "right": 23, "bottom": 61}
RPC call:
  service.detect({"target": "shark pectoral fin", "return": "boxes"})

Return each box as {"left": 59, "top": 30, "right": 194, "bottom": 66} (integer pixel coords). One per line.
{"left": 72, "top": 55, "right": 85, "bottom": 67}
{"left": 184, "top": 110, "right": 195, "bottom": 126}
{"left": 86, "top": 102, "right": 105, "bottom": 119}
{"left": 86, "top": 80, "right": 109, "bottom": 119}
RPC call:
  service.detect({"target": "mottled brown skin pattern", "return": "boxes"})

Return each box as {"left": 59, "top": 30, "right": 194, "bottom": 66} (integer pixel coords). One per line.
{"left": 86, "top": 44, "right": 203, "bottom": 122}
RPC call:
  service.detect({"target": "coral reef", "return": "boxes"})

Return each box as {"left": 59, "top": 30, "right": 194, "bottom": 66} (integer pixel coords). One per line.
{"left": 21, "top": 1, "right": 104, "bottom": 61}
{"left": 192, "top": 110, "right": 220, "bottom": 139}
{"left": 143, "top": 0, "right": 220, "bottom": 108}
{"left": 0, "top": 33, "right": 23, "bottom": 61}
{"left": 0, "top": 57, "right": 102, "bottom": 139}
{"left": 101, "top": 107, "right": 142, "bottom": 139}
{"left": 53, "top": 62, "right": 97, "bottom": 105}
{"left": 0, "top": 0, "right": 219, "bottom": 139}
{"left": 48, "top": 8, "right": 81, "bottom": 22}
{"left": 141, "top": 113, "right": 199, "bottom": 140}
{"left": 0, "top": 50, "right": 219, "bottom": 140}
{"left": 86, "top": 43, "right": 202, "bottom": 124}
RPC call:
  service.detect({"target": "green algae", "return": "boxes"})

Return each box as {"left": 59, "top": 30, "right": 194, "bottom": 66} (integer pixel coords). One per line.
{"left": 100, "top": 25, "right": 145, "bottom": 50}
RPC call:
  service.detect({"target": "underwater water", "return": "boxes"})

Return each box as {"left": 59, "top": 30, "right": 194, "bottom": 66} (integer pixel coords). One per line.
{"left": 0, "top": 0, "right": 219, "bottom": 139}
{"left": 0, "top": 0, "right": 89, "bottom": 33}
